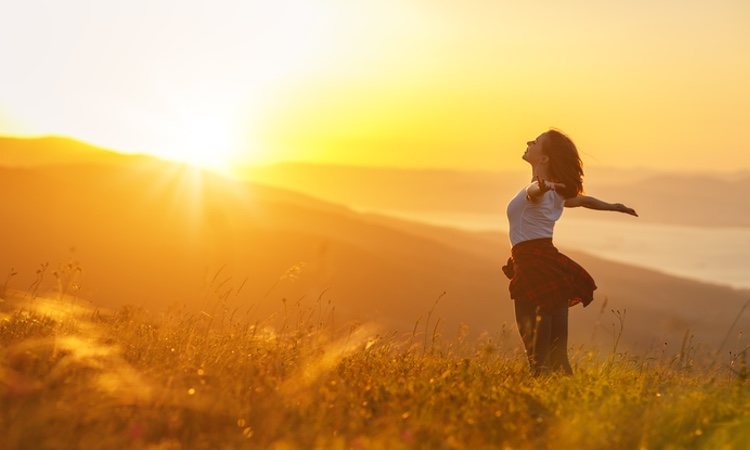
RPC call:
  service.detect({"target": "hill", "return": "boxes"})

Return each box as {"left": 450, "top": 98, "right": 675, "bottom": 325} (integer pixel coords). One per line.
{"left": 0, "top": 135, "right": 142, "bottom": 167}
{"left": 1, "top": 145, "right": 748, "bottom": 353}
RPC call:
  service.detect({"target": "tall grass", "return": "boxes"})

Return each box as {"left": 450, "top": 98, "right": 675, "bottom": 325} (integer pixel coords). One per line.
{"left": 1, "top": 289, "right": 749, "bottom": 450}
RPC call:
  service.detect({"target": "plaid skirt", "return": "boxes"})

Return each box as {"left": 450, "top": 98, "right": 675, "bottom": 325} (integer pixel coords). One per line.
{"left": 502, "top": 237, "right": 596, "bottom": 309}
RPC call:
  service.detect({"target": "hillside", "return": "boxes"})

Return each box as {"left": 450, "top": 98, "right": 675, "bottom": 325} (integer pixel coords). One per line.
{"left": 0, "top": 135, "right": 142, "bottom": 167}
{"left": 4, "top": 136, "right": 748, "bottom": 226}
{"left": 1, "top": 145, "right": 748, "bottom": 353}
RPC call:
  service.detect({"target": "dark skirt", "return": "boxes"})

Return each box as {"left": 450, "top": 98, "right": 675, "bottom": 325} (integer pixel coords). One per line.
{"left": 502, "top": 237, "right": 597, "bottom": 310}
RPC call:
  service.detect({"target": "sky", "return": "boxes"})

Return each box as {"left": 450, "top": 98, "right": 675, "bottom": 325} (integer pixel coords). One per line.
{"left": 1, "top": 0, "right": 749, "bottom": 172}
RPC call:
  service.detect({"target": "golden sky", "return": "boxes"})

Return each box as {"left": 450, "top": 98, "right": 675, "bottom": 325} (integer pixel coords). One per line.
{"left": 1, "top": 0, "right": 748, "bottom": 172}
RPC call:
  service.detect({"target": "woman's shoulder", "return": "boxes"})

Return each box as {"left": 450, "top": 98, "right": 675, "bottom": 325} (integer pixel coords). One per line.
{"left": 551, "top": 189, "right": 566, "bottom": 202}
{"left": 537, "top": 190, "right": 565, "bottom": 210}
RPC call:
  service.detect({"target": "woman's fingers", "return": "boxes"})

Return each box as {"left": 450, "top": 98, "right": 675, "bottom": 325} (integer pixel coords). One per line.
{"left": 548, "top": 181, "right": 565, "bottom": 191}
{"left": 618, "top": 204, "right": 639, "bottom": 216}
{"left": 536, "top": 177, "right": 566, "bottom": 192}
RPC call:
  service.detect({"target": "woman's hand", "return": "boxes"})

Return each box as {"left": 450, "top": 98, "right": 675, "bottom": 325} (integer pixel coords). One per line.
{"left": 537, "top": 176, "right": 566, "bottom": 193}
{"left": 527, "top": 176, "right": 567, "bottom": 201}
{"left": 614, "top": 203, "right": 638, "bottom": 216}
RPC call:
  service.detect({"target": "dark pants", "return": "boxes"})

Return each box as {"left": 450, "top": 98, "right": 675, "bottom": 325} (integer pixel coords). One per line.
{"left": 514, "top": 299, "right": 573, "bottom": 376}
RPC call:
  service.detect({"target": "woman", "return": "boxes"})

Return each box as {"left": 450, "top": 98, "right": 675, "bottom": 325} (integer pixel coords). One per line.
{"left": 502, "top": 129, "right": 638, "bottom": 376}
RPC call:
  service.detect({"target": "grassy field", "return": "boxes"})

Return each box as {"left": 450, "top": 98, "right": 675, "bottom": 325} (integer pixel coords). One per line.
{"left": 1, "top": 291, "right": 749, "bottom": 450}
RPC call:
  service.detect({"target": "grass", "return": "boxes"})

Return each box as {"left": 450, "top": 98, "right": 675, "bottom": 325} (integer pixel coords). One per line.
{"left": 1, "top": 290, "right": 749, "bottom": 450}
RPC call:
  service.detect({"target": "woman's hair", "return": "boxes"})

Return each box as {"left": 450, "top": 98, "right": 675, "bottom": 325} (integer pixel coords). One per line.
{"left": 541, "top": 129, "right": 584, "bottom": 199}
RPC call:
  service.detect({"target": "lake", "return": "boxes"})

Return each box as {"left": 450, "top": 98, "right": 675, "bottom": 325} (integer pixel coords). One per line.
{"left": 359, "top": 208, "right": 750, "bottom": 290}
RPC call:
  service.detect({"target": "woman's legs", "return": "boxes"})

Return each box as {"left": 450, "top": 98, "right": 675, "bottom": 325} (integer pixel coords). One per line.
{"left": 514, "top": 299, "right": 548, "bottom": 376}
{"left": 548, "top": 304, "right": 573, "bottom": 375}
{"left": 513, "top": 299, "right": 572, "bottom": 376}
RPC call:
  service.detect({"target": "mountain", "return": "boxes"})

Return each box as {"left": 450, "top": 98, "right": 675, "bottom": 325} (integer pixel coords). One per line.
{"left": 1, "top": 141, "right": 748, "bottom": 355}
{"left": 239, "top": 162, "right": 750, "bottom": 227}
{"left": 586, "top": 173, "right": 750, "bottom": 227}
{"left": 0, "top": 135, "right": 151, "bottom": 167}
{"left": 4, "top": 136, "right": 747, "bottom": 227}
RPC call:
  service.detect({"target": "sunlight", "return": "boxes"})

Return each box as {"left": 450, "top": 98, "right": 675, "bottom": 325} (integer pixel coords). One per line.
{"left": 159, "top": 114, "right": 240, "bottom": 173}
{"left": 131, "top": 154, "right": 263, "bottom": 245}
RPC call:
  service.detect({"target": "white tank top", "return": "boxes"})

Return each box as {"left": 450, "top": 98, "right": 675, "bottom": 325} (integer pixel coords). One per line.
{"left": 506, "top": 183, "right": 565, "bottom": 247}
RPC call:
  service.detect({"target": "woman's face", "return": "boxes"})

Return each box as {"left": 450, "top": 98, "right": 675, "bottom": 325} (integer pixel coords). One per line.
{"left": 522, "top": 132, "right": 550, "bottom": 166}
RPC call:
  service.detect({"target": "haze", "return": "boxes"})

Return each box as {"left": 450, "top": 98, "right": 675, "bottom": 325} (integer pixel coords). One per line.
{"left": 1, "top": 0, "right": 748, "bottom": 172}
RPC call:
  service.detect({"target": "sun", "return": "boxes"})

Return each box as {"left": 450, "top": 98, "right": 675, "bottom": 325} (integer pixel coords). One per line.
{"left": 177, "top": 119, "right": 236, "bottom": 171}
{"left": 157, "top": 114, "right": 242, "bottom": 173}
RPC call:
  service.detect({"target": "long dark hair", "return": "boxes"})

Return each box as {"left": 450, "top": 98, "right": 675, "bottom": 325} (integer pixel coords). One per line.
{"left": 541, "top": 129, "right": 584, "bottom": 199}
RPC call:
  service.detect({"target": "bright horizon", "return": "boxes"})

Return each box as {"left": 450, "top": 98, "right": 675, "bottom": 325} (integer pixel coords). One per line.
{"left": 1, "top": 0, "right": 749, "bottom": 172}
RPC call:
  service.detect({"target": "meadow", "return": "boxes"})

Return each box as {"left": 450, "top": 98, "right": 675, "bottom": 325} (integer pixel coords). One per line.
{"left": 1, "top": 288, "right": 749, "bottom": 450}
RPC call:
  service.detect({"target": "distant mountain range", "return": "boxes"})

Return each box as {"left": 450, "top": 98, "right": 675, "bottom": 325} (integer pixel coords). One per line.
{"left": 240, "top": 162, "right": 750, "bottom": 227}
{"left": 1, "top": 135, "right": 749, "bottom": 355}
{"left": 4, "top": 135, "right": 748, "bottom": 228}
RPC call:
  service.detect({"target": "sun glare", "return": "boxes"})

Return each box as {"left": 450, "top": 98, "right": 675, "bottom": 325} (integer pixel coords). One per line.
{"left": 157, "top": 114, "right": 241, "bottom": 173}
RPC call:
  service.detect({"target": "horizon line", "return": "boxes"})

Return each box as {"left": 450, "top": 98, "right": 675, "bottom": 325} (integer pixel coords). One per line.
{"left": 2, "top": 132, "right": 748, "bottom": 176}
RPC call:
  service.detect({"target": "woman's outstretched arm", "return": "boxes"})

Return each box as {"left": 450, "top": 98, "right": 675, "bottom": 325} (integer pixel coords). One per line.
{"left": 564, "top": 195, "right": 638, "bottom": 216}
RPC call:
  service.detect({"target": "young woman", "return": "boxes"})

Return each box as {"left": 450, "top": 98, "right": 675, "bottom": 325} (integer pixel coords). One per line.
{"left": 502, "top": 129, "right": 638, "bottom": 376}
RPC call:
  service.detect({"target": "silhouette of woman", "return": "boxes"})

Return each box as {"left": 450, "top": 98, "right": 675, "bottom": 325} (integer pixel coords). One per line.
{"left": 502, "top": 129, "right": 638, "bottom": 376}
